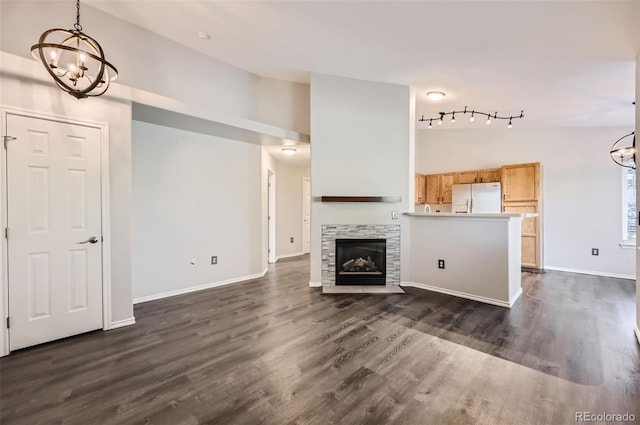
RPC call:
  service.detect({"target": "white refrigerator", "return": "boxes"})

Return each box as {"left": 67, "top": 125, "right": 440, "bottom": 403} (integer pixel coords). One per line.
{"left": 451, "top": 182, "right": 502, "bottom": 213}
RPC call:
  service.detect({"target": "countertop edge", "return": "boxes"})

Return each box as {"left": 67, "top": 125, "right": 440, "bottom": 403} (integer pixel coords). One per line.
{"left": 404, "top": 212, "right": 538, "bottom": 219}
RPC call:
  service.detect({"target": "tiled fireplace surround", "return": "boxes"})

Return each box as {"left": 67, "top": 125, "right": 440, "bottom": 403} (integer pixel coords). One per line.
{"left": 321, "top": 224, "right": 401, "bottom": 286}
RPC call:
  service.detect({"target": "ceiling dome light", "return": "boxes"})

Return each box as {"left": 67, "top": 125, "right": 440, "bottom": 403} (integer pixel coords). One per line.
{"left": 30, "top": 0, "right": 118, "bottom": 99}
{"left": 281, "top": 147, "right": 297, "bottom": 156}
{"left": 426, "top": 91, "right": 446, "bottom": 101}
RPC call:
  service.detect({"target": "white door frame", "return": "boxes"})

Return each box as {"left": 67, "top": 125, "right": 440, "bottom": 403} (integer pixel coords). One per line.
{"left": 0, "top": 107, "right": 112, "bottom": 356}
{"left": 267, "top": 169, "right": 276, "bottom": 263}
{"left": 302, "top": 177, "right": 311, "bottom": 254}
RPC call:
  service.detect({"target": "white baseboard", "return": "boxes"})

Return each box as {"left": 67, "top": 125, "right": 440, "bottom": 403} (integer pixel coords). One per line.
{"left": 509, "top": 287, "right": 523, "bottom": 306}
{"left": 133, "top": 268, "right": 269, "bottom": 304}
{"left": 401, "top": 281, "right": 515, "bottom": 308}
{"left": 544, "top": 266, "right": 635, "bottom": 280}
{"left": 276, "top": 252, "right": 306, "bottom": 262}
{"left": 110, "top": 317, "right": 136, "bottom": 329}
{"left": 309, "top": 281, "right": 322, "bottom": 288}
{"left": 635, "top": 325, "right": 640, "bottom": 346}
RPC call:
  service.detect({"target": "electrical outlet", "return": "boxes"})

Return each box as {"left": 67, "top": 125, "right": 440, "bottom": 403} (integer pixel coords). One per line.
{"left": 290, "top": 237, "right": 294, "bottom": 243}
{"left": 591, "top": 248, "right": 599, "bottom": 256}
{"left": 438, "top": 259, "right": 445, "bottom": 269}
{"left": 211, "top": 256, "right": 218, "bottom": 264}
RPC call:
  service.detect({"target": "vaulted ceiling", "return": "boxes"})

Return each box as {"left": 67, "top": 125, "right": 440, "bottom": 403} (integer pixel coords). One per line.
{"left": 88, "top": 1, "right": 640, "bottom": 128}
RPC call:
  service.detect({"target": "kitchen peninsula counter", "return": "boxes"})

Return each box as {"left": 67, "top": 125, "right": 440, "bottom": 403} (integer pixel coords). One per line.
{"left": 405, "top": 212, "right": 539, "bottom": 219}
{"left": 403, "top": 212, "right": 530, "bottom": 307}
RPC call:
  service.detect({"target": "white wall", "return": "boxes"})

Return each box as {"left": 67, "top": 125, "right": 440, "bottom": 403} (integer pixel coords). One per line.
{"left": 310, "top": 74, "right": 413, "bottom": 284}
{"left": 275, "top": 162, "right": 310, "bottom": 259}
{"left": 132, "top": 121, "right": 263, "bottom": 300}
{"left": 416, "top": 127, "right": 635, "bottom": 278}
{"left": 0, "top": 58, "right": 134, "bottom": 354}
{"left": 0, "top": 1, "right": 310, "bottom": 135}
{"left": 256, "top": 77, "right": 311, "bottom": 136}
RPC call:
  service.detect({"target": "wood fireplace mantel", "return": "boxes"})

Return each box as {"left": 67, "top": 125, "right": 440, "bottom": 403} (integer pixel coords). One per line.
{"left": 320, "top": 196, "right": 402, "bottom": 203}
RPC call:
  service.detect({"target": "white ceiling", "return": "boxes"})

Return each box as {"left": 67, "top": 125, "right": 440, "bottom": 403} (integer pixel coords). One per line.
{"left": 86, "top": 1, "right": 639, "bottom": 128}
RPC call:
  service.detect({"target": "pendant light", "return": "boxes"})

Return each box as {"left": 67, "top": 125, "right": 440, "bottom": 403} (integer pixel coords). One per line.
{"left": 30, "top": 0, "right": 118, "bottom": 99}
{"left": 610, "top": 131, "right": 636, "bottom": 169}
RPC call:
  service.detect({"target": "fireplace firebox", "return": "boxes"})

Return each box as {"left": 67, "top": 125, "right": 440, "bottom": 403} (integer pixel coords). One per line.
{"left": 335, "top": 239, "right": 386, "bottom": 285}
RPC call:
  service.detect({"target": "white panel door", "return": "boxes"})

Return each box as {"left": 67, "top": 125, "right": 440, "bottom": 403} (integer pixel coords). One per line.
{"left": 6, "top": 114, "right": 103, "bottom": 351}
{"left": 302, "top": 178, "right": 311, "bottom": 253}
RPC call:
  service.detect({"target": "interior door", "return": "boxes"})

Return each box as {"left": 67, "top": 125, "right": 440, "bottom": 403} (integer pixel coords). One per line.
{"left": 302, "top": 178, "right": 311, "bottom": 253}
{"left": 6, "top": 114, "right": 103, "bottom": 351}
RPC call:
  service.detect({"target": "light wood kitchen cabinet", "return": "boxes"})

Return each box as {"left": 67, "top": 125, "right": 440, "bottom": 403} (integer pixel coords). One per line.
{"left": 478, "top": 168, "right": 501, "bottom": 183}
{"left": 440, "top": 173, "right": 458, "bottom": 203}
{"left": 425, "top": 174, "right": 440, "bottom": 204}
{"left": 501, "top": 162, "right": 542, "bottom": 270}
{"left": 457, "top": 170, "right": 478, "bottom": 184}
{"left": 424, "top": 173, "right": 458, "bottom": 204}
{"left": 415, "top": 174, "right": 426, "bottom": 204}
{"left": 503, "top": 202, "right": 540, "bottom": 268}
{"left": 501, "top": 162, "right": 540, "bottom": 202}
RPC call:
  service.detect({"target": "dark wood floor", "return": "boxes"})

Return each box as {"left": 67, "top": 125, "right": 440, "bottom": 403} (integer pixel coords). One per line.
{"left": 1, "top": 255, "right": 638, "bottom": 425}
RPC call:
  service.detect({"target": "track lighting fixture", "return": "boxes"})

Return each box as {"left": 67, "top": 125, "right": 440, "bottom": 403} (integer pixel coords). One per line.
{"left": 420, "top": 106, "right": 524, "bottom": 128}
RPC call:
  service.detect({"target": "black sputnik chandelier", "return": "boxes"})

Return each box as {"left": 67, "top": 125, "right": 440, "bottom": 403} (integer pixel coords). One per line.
{"left": 610, "top": 131, "right": 635, "bottom": 169}
{"left": 30, "top": 0, "right": 118, "bottom": 99}
{"left": 419, "top": 106, "right": 525, "bottom": 128}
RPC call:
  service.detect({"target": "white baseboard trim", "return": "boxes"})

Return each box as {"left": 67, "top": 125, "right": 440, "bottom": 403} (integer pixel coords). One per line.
{"left": 635, "top": 325, "right": 640, "bottom": 346}
{"left": 309, "top": 281, "right": 322, "bottom": 288}
{"left": 110, "top": 317, "right": 136, "bottom": 329}
{"left": 509, "top": 287, "right": 523, "bottom": 306}
{"left": 276, "top": 252, "right": 306, "bottom": 262}
{"left": 133, "top": 269, "right": 269, "bottom": 304}
{"left": 401, "top": 281, "right": 515, "bottom": 308}
{"left": 544, "top": 266, "right": 635, "bottom": 280}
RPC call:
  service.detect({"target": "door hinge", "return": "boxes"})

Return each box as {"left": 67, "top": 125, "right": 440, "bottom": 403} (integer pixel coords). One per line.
{"left": 4, "top": 227, "right": 7, "bottom": 239}
{"left": 6, "top": 317, "right": 9, "bottom": 329}
{"left": 3, "top": 136, "right": 16, "bottom": 150}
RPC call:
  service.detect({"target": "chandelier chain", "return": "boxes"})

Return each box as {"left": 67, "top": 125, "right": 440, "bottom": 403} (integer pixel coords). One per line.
{"left": 74, "top": 0, "right": 82, "bottom": 32}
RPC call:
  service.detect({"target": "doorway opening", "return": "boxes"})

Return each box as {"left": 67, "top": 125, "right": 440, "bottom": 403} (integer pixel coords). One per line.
{"left": 268, "top": 169, "right": 276, "bottom": 263}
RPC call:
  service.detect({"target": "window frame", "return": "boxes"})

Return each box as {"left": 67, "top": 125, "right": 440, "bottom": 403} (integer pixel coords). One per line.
{"left": 621, "top": 167, "right": 636, "bottom": 248}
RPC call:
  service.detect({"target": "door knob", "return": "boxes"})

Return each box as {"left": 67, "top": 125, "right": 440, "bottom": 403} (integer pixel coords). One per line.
{"left": 78, "top": 236, "right": 99, "bottom": 244}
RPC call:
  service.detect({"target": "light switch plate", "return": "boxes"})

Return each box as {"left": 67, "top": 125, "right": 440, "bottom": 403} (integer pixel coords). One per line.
{"left": 391, "top": 211, "right": 399, "bottom": 220}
